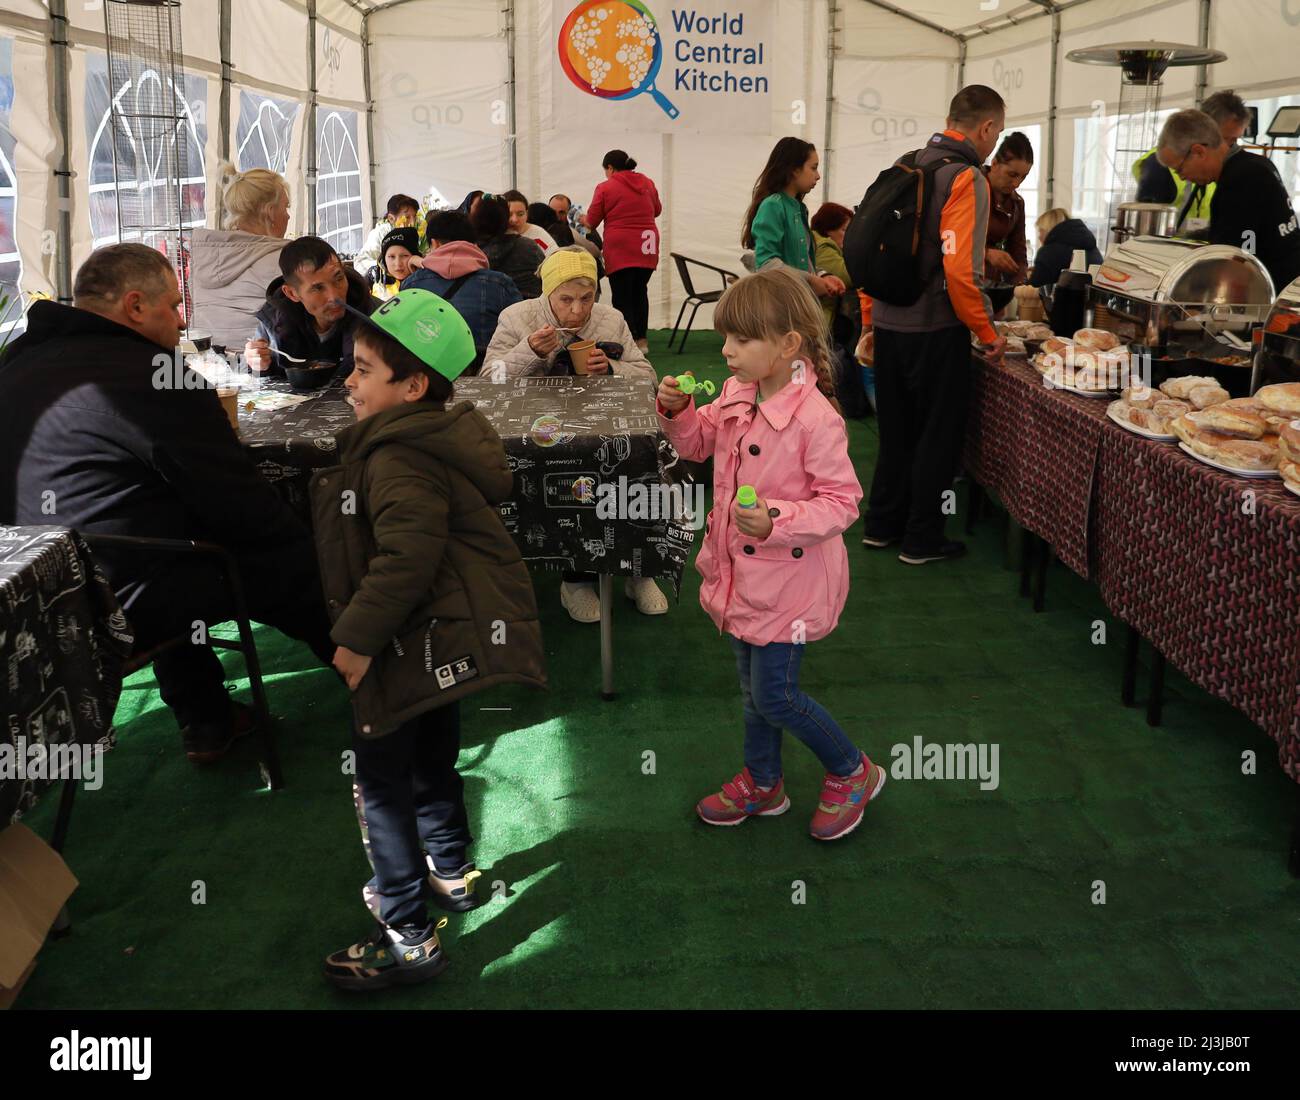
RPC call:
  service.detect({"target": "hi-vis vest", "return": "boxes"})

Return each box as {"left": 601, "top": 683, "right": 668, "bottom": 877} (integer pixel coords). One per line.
{"left": 1132, "top": 147, "right": 1216, "bottom": 230}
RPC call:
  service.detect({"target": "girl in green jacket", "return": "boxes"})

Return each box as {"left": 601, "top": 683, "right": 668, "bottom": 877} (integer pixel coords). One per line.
{"left": 741, "top": 138, "right": 846, "bottom": 303}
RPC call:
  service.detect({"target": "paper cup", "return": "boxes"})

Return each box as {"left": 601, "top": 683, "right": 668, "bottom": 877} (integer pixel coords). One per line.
{"left": 568, "top": 340, "right": 596, "bottom": 375}
{"left": 217, "top": 387, "right": 240, "bottom": 432}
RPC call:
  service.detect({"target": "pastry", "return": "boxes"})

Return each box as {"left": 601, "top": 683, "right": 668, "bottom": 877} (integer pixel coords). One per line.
{"left": 1195, "top": 404, "right": 1267, "bottom": 439}
{"left": 1153, "top": 398, "right": 1191, "bottom": 421}
{"left": 1278, "top": 419, "right": 1300, "bottom": 464}
{"left": 1160, "top": 375, "right": 1218, "bottom": 399}
{"left": 1040, "top": 336, "right": 1074, "bottom": 361}
{"left": 1188, "top": 384, "right": 1230, "bottom": 409}
{"left": 1122, "top": 385, "right": 1159, "bottom": 409}
{"left": 1073, "top": 328, "right": 1123, "bottom": 351}
{"left": 1281, "top": 458, "right": 1300, "bottom": 493}
{"left": 1213, "top": 438, "right": 1279, "bottom": 471}
{"left": 1255, "top": 382, "right": 1300, "bottom": 417}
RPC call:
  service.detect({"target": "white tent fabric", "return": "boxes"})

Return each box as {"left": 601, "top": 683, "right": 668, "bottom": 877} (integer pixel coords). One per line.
{"left": 0, "top": 0, "right": 1296, "bottom": 337}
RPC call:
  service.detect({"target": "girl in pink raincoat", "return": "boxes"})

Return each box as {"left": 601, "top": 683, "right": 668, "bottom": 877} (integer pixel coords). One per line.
{"left": 656, "top": 266, "right": 885, "bottom": 842}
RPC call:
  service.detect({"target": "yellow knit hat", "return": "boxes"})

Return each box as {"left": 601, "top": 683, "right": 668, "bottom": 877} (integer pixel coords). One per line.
{"left": 540, "top": 248, "right": 598, "bottom": 298}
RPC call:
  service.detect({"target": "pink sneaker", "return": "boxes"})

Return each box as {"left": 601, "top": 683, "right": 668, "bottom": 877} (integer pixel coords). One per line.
{"left": 697, "top": 768, "right": 790, "bottom": 826}
{"left": 809, "top": 753, "right": 885, "bottom": 841}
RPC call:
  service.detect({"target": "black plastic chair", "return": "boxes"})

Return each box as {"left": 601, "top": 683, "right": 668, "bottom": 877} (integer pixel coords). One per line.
{"left": 668, "top": 254, "right": 740, "bottom": 354}
{"left": 80, "top": 534, "right": 283, "bottom": 790}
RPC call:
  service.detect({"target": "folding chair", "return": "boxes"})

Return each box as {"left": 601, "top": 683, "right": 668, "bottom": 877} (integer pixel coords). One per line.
{"left": 668, "top": 253, "right": 741, "bottom": 354}
{"left": 81, "top": 534, "right": 283, "bottom": 790}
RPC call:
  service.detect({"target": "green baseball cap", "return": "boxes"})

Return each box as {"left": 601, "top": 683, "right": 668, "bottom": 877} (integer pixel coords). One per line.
{"left": 346, "top": 288, "right": 476, "bottom": 382}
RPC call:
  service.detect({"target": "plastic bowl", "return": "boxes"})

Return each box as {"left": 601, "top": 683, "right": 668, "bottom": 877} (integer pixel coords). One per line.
{"left": 285, "top": 361, "right": 338, "bottom": 393}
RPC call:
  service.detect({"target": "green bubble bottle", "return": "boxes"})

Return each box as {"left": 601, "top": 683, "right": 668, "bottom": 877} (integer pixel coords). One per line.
{"left": 736, "top": 485, "right": 758, "bottom": 509}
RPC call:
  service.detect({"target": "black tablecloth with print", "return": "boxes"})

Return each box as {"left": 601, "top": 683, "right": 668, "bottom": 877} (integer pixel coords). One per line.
{"left": 0, "top": 526, "right": 133, "bottom": 823}
{"left": 237, "top": 375, "right": 694, "bottom": 587}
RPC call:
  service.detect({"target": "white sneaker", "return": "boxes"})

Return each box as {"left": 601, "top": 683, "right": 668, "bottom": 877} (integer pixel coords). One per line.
{"left": 560, "top": 580, "right": 601, "bottom": 623}
{"left": 624, "top": 577, "right": 668, "bottom": 615}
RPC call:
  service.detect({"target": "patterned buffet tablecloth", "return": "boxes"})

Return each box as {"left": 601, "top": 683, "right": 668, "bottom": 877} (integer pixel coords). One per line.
{"left": 237, "top": 374, "right": 693, "bottom": 589}
{"left": 0, "top": 526, "right": 133, "bottom": 823}
{"left": 963, "top": 354, "right": 1112, "bottom": 578}
{"left": 964, "top": 353, "right": 1300, "bottom": 785}
{"left": 1093, "top": 430, "right": 1300, "bottom": 784}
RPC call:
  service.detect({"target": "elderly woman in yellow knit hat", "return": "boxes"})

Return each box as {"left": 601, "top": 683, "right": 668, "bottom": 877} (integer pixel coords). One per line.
{"left": 486, "top": 245, "right": 657, "bottom": 383}
{"left": 485, "top": 245, "right": 666, "bottom": 622}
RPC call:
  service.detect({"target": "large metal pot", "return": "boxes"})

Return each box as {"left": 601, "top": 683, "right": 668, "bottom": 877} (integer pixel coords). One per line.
{"left": 1112, "top": 201, "right": 1179, "bottom": 241}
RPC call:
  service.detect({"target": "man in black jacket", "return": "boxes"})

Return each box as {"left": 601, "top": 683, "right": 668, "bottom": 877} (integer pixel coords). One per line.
{"left": 1157, "top": 109, "right": 1300, "bottom": 292}
{"left": 0, "top": 244, "right": 335, "bottom": 760}
{"left": 244, "top": 235, "right": 375, "bottom": 375}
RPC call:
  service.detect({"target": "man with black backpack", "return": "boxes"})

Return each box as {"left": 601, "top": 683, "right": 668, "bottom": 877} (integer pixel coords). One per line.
{"left": 846, "top": 85, "right": 1007, "bottom": 565}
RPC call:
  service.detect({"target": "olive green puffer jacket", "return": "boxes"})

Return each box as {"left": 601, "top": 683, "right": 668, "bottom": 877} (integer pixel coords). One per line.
{"left": 311, "top": 401, "right": 546, "bottom": 737}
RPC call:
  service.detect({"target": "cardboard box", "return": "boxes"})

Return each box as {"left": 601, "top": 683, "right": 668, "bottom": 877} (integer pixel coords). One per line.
{"left": 0, "top": 822, "right": 78, "bottom": 1008}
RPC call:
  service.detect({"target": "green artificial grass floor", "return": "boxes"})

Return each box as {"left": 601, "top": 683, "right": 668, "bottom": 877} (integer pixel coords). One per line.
{"left": 19, "top": 329, "right": 1300, "bottom": 1009}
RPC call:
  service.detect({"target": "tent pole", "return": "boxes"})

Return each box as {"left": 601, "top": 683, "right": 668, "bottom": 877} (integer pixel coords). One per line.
{"left": 307, "top": 0, "right": 318, "bottom": 236}
{"left": 957, "top": 37, "right": 966, "bottom": 90}
{"left": 48, "top": 0, "right": 73, "bottom": 303}
{"left": 1195, "top": 0, "right": 1211, "bottom": 104}
{"left": 362, "top": 11, "right": 377, "bottom": 227}
{"left": 219, "top": 0, "right": 231, "bottom": 165}
{"left": 1046, "top": 9, "right": 1060, "bottom": 209}
{"left": 823, "top": 0, "right": 837, "bottom": 204}
{"left": 506, "top": 0, "right": 518, "bottom": 189}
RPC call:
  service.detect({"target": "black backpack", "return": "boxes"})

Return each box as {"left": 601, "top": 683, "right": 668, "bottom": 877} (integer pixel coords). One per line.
{"left": 843, "top": 151, "right": 960, "bottom": 307}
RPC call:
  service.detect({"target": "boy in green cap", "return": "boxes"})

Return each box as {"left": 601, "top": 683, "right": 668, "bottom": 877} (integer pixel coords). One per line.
{"left": 313, "top": 288, "right": 546, "bottom": 990}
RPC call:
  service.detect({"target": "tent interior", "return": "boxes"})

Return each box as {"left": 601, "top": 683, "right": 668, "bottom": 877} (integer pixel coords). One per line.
{"left": 1, "top": 0, "right": 1298, "bottom": 336}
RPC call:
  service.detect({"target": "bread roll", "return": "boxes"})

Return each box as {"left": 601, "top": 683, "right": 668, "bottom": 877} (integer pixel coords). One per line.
{"left": 1123, "top": 385, "right": 1159, "bottom": 409}
{"left": 1126, "top": 406, "right": 1158, "bottom": 430}
{"left": 1188, "top": 384, "right": 1230, "bottom": 410}
{"left": 1281, "top": 458, "right": 1300, "bottom": 493}
{"left": 1214, "top": 438, "right": 1279, "bottom": 471}
{"left": 1041, "top": 337, "right": 1074, "bottom": 360}
{"left": 1171, "top": 414, "right": 1200, "bottom": 445}
{"left": 1023, "top": 323, "right": 1054, "bottom": 341}
{"left": 1153, "top": 398, "right": 1191, "bottom": 421}
{"left": 1195, "top": 404, "right": 1267, "bottom": 439}
{"left": 1278, "top": 419, "right": 1300, "bottom": 464}
{"left": 1160, "top": 375, "right": 1218, "bottom": 399}
{"left": 1256, "top": 382, "right": 1300, "bottom": 417}
{"left": 1073, "top": 328, "right": 1123, "bottom": 351}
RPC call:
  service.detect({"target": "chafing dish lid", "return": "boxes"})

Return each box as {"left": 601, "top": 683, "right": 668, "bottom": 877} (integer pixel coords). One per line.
{"left": 1093, "top": 236, "right": 1275, "bottom": 305}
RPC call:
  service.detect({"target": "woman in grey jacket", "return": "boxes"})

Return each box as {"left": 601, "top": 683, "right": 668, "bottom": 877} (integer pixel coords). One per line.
{"left": 188, "top": 164, "right": 289, "bottom": 350}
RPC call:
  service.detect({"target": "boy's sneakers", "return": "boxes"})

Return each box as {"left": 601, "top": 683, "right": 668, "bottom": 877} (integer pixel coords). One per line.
{"left": 361, "top": 859, "right": 485, "bottom": 918}
{"left": 809, "top": 753, "right": 886, "bottom": 841}
{"left": 861, "top": 531, "right": 900, "bottom": 549}
{"left": 323, "top": 916, "right": 450, "bottom": 991}
{"left": 697, "top": 768, "right": 790, "bottom": 826}
{"left": 426, "top": 859, "right": 484, "bottom": 913}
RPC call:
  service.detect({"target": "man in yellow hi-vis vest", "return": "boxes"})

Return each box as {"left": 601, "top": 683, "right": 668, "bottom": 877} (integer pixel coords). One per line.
{"left": 1134, "top": 91, "right": 1251, "bottom": 235}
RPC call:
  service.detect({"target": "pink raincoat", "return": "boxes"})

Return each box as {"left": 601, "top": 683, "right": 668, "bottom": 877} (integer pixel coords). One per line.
{"left": 657, "top": 375, "right": 862, "bottom": 645}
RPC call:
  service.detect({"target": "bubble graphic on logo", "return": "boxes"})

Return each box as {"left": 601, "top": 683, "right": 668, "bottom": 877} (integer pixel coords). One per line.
{"left": 572, "top": 475, "right": 596, "bottom": 503}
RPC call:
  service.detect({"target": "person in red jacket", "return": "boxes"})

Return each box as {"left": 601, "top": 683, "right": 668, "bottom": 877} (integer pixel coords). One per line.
{"left": 585, "top": 149, "right": 661, "bottom": 351}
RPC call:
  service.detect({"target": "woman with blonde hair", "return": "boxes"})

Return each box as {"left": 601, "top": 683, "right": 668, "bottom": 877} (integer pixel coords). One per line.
{"left": 1029, "top": 207, "right": 1102, "bottom": 289}
{"left": 188, "top": 163, "right": 290, "bottom": 349}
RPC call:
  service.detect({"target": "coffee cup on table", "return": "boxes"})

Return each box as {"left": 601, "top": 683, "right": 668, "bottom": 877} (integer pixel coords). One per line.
{"left": 568, "top": 339, "right": 596, "bottom": 375}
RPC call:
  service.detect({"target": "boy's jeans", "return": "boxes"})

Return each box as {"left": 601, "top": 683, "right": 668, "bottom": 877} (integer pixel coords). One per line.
{"left": 729, "top": 637, "right": 861, "bottom": 789}
{"left": 352, "top": 702, "right": 472, "bottom": 930}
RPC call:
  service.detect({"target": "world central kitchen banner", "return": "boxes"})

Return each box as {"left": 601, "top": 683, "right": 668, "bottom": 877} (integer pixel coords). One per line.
{"left": 551, "top": 0, "right": 773, "bottom": 133}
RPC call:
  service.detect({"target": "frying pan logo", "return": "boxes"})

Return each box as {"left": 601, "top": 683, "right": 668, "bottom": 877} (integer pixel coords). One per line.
{"left": 558, "top": 1, "right": 680, "bottom": 119}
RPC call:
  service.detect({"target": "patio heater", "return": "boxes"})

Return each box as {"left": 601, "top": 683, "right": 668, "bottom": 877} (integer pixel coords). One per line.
{"left": 1066, "top": 42, "right": 1225, "bottom": 248}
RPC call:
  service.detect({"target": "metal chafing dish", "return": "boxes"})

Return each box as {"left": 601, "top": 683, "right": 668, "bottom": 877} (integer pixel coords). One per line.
{"left": 1088, "top": 235, "right": 1275, "bottom": 394}
{"left": 1251, "top": 275, "right": 1300, "bottom": 392}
